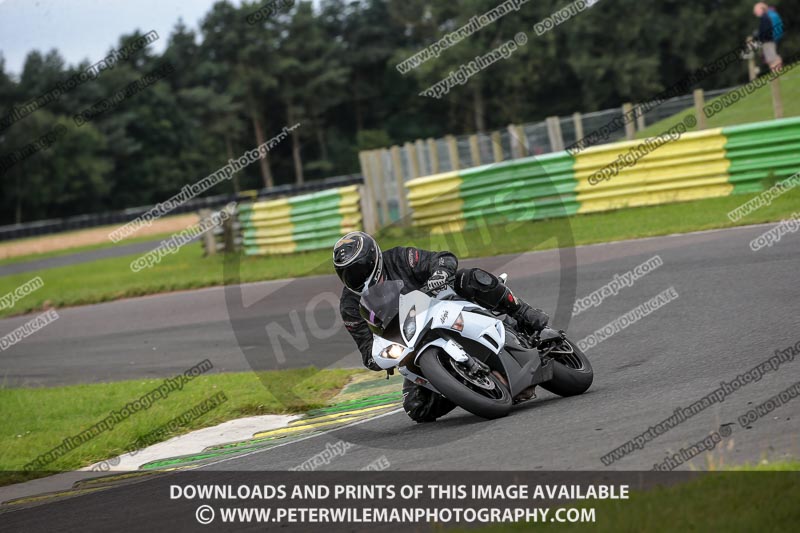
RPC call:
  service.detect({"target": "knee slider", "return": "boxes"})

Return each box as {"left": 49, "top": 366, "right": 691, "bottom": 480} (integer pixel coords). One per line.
{"left": 455, "top": 268, "right": 506, "bottom": 308}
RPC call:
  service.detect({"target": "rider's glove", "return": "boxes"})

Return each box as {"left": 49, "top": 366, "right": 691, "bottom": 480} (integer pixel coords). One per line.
{"left": 425, "top": 269, "right": 450, "bottom": 294}
{"left": 365, "top": 356, "right": 382, "bottom": 372}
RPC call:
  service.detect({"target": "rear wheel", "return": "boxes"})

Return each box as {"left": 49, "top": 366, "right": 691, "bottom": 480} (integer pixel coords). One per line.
{"left": 418, "top": 347, "right": 512, "bottom": 419}
{"left": 540, "top": 337, "right": 594, "bottom": 397}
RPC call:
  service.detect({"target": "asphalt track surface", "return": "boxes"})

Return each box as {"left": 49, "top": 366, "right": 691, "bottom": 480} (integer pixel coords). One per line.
{"left": 2, "top": 224, "right": 797, "bottom": 391}
{"left": 1, "top": 224, "right": 799, "bottom": 529}
{"left": 186, "top": 224, "right": 798, "bottom": 469}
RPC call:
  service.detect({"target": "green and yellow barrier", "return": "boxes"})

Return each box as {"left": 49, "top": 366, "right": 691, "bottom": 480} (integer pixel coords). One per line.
{"left": 238, "top": 185, "right": 362, "bottom": 255}
{"left": 407, "top": 151, "right": 579, "bottom": 233}
{"left": 724, "top": 119, "right": 800, "bottom": 194}
{"left": 574, "top": 128, "right": 733, "bottom": 213}
{"left": 406, "top": 117, "right": 800, "bottom": 231}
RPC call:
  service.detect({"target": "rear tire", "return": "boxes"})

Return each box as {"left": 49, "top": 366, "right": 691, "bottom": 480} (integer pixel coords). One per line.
{"left": 418, "top": 347, "right": 512, "bottom": 420}
{"left": 540, "top": 338, "right": 594, "bottom": 397}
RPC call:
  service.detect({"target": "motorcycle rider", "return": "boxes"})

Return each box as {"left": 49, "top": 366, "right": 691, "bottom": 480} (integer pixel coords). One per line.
{"left": 333, "top": 231, "right": 549, "bottom": 422}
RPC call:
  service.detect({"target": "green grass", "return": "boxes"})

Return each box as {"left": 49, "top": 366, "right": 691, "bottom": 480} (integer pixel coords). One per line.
{"left": 0, "top": 186, "right": 798, "bottom": 319}
{"left": 471, "top": 462, "right": 800, "bottom": 532}
{"left": 637, "top": 65, "right": 800, "bottom": 138}
{"left": 0, "top": 367, "right": 365, "bottom": 486}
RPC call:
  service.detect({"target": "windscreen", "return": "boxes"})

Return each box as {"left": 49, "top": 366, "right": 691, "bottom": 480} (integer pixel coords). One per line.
{"left": 359, "top": 280, "right": 404, "bottom": 335}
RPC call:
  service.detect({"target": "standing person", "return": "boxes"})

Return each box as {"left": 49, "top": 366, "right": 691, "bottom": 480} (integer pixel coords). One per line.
{"left": 753, "top": 2, "right": 784, "bottom": 71}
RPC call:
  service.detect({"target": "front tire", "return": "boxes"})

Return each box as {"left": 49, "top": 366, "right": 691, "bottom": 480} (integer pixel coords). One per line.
{"left": 540, "top": 337, "right": 594, "bottom": 397}
{"left": 418, "top": 347, "right": 512, "bottom": 420}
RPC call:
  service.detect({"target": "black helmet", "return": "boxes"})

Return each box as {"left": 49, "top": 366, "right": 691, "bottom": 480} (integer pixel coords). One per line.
{"left": 333, "top": 231, "right": 383, "bottom": 294}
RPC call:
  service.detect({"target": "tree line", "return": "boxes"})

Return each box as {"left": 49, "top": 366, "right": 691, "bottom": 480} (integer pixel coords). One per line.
{"left": 0, "top": 0, "right": 795, "bottom": 225}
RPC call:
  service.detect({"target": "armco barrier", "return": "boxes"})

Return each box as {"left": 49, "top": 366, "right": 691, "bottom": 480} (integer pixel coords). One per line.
{"left": 573, "top": 127, "right": 733, "bottom": 214}
{"left": 406, "top": 117, "right": 800, "bottom": 231}
{"left": 407, "top": 151, "right": 579, "bottom": 233}
{"left": 723, "top": 119, "right": 800, "bottom": 194}
{"left": 238, "top": 185, "right": 362, "bottom": 255}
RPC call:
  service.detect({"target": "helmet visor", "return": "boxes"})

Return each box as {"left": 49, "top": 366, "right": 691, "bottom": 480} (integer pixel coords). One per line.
{"left": 341, "top": 249, "right": 382, "bottom": 294}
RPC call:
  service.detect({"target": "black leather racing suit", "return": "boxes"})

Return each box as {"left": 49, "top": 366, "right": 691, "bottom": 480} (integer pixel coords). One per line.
{"left": 340, "top": 246, "right": 459, "bottom": 422}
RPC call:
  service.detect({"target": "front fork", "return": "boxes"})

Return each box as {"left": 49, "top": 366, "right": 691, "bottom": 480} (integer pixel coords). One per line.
{"left": 439, "top": 338, "right": 491, "bottom": 375}
{"left": 404, "top": 338, "right": 494, "bottom": 395}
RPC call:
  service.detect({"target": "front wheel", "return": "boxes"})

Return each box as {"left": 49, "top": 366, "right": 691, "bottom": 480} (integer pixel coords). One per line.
{"left": 418, "top": 347, "right": 512, "bottom": 420}
{"left": 540, "top": 337, "right": 594, "bottom": 397}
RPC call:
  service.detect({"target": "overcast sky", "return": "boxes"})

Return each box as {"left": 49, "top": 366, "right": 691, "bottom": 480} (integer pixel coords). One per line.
{"left": 0, "top": 0, "right": 235, "bottom": 77}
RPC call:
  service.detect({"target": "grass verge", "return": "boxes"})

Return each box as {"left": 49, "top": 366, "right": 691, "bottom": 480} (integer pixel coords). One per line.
{"left": 0, "top": 186, "right": 797, "bottom": 319}
{"left": 636, "top": 66, "right": 800, "bottom": 138}
{"left": 471, "top": 462, "right": 800, "bottom": 532}
{"left": 0, "top": 367, "right": 365, "bottom": 486}
{"left": 0, "top": 213, "right": 199, "bottom": 263}
{"left": 0, "top": 230, "right": 183, "bottom": 267}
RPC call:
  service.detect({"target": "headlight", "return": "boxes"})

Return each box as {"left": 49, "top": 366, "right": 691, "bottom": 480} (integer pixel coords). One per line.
{"left": 380, "top": 344, "right": 406, "bottom": 359}
{"left": 403, "top": 305, "right": 417, "bottom": 339}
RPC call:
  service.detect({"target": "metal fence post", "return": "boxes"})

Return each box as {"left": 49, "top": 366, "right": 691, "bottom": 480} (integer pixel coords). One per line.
{"left": 427, "top": 138, "right": 440, "bottom": 174}
{"left": 508, "top": 124, "right": 527, "bottom": 159}
{"left": 491, "top": 131, "right": 503, "bottom": 163}
{"left": 622, "top": 103, "right": 636, "bottom": 140}
{"left": 414, "top": 139, "right": 427, "bottom": 176}
{"left": 371, "top": 150, "right": 391, "bottom": 225}
{"left": 469, "top": 134, "right": 481, "bottom": 167}
{"left": 693, "top": 89, "right": 707, "bottom": 130}
{"left": 358, "top": 151, "right": 380, "bottom": 232}
{"left": 635, "top": 104, "right": 646, "bottom": 131}
{"left": 199, "top": 209, "right": 216, "bottom": 256}
{"left": 405, "top": 142, "right": 420, "bottom": 180}
{"left": 546, "top": 116, "right": 565, "bottom": 152}
{"left": 389, "top": 147, "right": 409, "bottom": 222}
{"left": 572, "top": 112, "right": 584, "bottom": 144}
{"left": 358, "top": 184, "right": 378, "bottom": 234}
{"left": 222, "top": 210, "right": 236, "bottom": 253}
{"left": 445, "top": 135, "right": 459, "bottom": 171}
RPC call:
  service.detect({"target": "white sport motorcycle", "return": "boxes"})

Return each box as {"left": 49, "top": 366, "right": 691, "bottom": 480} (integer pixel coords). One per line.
{"left": 360, "top": 276, "right": 593, "bottom": 419}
